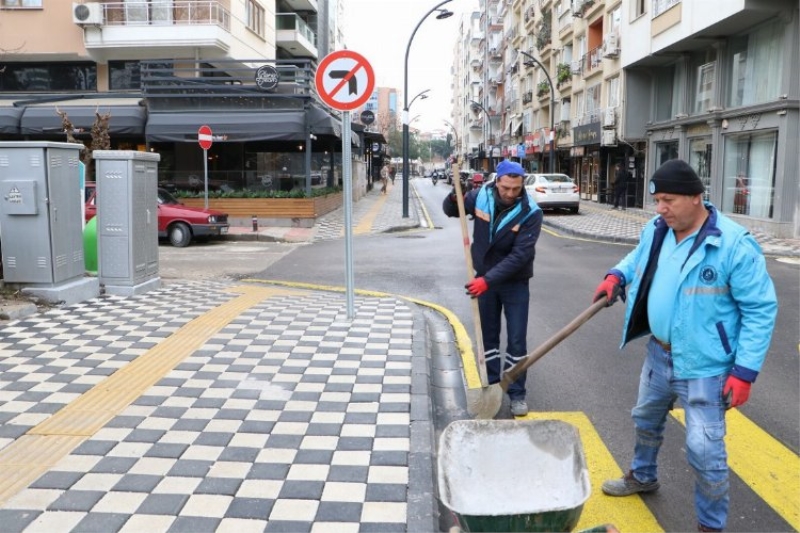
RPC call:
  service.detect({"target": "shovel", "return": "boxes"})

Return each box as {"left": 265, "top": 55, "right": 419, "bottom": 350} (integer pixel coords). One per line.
{"left": 451, "top": 161, "right": 490, "bottom": 389}
{"left": 469, "top": 293, "right": 617, "bottom": 420}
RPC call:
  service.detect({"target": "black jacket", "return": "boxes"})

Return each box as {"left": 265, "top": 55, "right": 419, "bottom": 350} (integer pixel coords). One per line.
{"left": 443, "top": 183, "right": 543, "bottom": 285}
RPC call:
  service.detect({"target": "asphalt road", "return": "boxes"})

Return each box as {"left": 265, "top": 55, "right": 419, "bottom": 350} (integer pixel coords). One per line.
{"left": 158, "top": 180, "right": 799, "bottom": 532}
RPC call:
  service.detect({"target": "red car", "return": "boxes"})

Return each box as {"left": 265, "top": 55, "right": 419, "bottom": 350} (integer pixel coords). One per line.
{"left": 84, "top": 183, "right": 229, "bottom": 247}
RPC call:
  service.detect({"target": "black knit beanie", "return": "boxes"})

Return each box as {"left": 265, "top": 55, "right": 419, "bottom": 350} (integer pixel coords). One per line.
{"left": 648, "top": 159, "right": 704, "bottom": 196}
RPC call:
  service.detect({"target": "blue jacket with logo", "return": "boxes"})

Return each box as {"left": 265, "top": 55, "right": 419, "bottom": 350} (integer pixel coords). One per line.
{"left": 609, "top": 204, "right": 777, "bottom": 381}
{"left": 443, "top": 182, "right": 543, "bottom": 285}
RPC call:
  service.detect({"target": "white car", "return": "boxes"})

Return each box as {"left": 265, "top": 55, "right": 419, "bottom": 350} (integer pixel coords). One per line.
{"left": 525, "top": 173, "right": 580, "bottom": 213}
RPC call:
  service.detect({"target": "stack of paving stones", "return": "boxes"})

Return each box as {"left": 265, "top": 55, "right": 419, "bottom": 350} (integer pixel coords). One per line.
{"left": 0, "top": 281, "right": 431, "bottom": 533}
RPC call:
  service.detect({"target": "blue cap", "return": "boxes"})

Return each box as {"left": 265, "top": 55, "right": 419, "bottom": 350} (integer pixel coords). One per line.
{"left": 495, "top": 160, "right": 525, "bottom": 178}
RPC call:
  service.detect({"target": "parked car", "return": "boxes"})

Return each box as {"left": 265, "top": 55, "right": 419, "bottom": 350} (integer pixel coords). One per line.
{"left": 84, "top": 183, "right": 229, "bottom": 247}
{"left": 524, "top": 173, "right": 580, "bottom": 213}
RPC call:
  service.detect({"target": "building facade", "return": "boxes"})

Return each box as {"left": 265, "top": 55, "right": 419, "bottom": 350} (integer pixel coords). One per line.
{"left": 0, "top": 0, "right": 373, "bottom": 197}
{"left": 451, "top": 0, "right": 799, "bottom": 237}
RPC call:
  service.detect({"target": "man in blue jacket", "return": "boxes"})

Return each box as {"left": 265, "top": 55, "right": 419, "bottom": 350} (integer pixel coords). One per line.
{"left": 593, "top": 159, "right": 777, "bottom": 532}
{"left": 443, "top": 160, "right": 543, "bottom": 416}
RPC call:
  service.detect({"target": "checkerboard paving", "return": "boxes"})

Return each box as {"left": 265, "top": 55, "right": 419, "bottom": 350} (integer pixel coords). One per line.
{"left": 0, "top": 281, "right": 418, "bottom": 533}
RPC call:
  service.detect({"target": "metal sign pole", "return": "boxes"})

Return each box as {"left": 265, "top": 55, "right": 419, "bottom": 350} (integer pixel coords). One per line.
{"left": 203, "top": 149, "right": 209, "bottom": 209}
{"left": 342, "top": 110, "right": 355, "bottom": 319}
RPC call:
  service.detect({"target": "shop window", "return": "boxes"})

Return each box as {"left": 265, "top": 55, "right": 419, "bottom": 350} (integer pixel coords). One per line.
{"left": 688, "top": 138, "right": 711, "bottom": 202}
{"left": 722, "top": 131, "right": 777, "bottom": 218}
{"left": 656, "top": 141, "right": 678, "bottom": 168}
{"left": 727, "top": 20, "right": 784, "bottom": 108}
{"left": 110, "top": 61, "right": 141, "bottom": 91}
{"left": 0, "top": 62, "right": 96, "bottom": 92}
{"left": 654, "top": 66, "right": 676, "bottom": 122}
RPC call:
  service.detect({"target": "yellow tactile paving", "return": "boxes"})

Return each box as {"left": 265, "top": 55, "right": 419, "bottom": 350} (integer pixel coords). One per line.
{"left": 672, "top": 408, "right": 800, "bottom": 531}
{"left": 353, "top": 185, "right": 392, "bottom": 234}
{"left": 0, "top": 285, "right": 298, "bottom": 506}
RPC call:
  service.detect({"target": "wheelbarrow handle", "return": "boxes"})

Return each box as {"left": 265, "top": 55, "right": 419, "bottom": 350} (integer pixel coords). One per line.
{"left": 502, "top": 288, "right": 620, "bottom": 387}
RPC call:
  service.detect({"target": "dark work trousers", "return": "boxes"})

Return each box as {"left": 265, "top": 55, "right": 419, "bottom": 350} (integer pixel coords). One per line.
{"left": 478, "top": 280, "right": 530, "bottom": 401}
{"left": 613, "top": 187, "right": 627, "bottom": 208}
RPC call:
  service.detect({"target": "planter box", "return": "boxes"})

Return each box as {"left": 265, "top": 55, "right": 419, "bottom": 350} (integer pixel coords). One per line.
{"left": 180, "top": 192, "right": 343, "bottom": 227}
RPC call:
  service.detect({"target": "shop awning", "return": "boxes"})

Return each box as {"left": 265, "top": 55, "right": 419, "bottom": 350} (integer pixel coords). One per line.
{"left": 19, "top": 100, "right": 146, "bottom": 135}
{"left": 0, "top": 104, "right": 23, "bottom": 134}
{"left": 145, "top": 104, "right": 348, "bottom": 143}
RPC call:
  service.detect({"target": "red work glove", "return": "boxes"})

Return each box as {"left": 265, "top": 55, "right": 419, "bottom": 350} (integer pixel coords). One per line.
{"left": 593, "top": 275, "right": 622, "bottom": 306}
{"left": 465, "top": 277, "right": 489, "bottom": 298}
{"left": 723, "top": 375, "right": 751, "bottom": 409}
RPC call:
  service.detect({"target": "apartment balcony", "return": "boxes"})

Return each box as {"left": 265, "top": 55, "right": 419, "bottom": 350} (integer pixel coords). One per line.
{"left": 582, "top": 46, "right": 602, "bottom": 76}
{"left": 276, "top": 13, "right": 318, "bottom": 58}
{"left": 80, "top": 1, "right": 233, "bottom": 62}
{"left": 282, "top": 0, "right": 319, "bottom": 12}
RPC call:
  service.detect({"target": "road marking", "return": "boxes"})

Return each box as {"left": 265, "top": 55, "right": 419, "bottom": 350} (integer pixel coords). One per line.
{"left": 0, "top": 285, "right": 298, "bottom": 505}
{"left": 521, "top": 412, "right": 664, "bottom": 532}
{"left": 672, "top": 409, "right": 799, "bottom": 530}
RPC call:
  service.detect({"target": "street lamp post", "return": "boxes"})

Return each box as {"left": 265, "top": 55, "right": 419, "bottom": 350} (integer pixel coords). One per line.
{"left": 402, "top": 0, "right": 454, "bottom": 218}
{"left": 469, "top": 99, "right": 493, "bottom": 172}
{"left": 517, "top": 49, "right": 555, "bottom": 174}
{"left": 443, "top": 119, "right": 459, "bottom": 164}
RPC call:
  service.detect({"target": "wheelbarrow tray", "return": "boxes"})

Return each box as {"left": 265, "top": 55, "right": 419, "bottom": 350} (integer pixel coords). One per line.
{"left": 437, "top": 419, "right": 591, "bottom": 533}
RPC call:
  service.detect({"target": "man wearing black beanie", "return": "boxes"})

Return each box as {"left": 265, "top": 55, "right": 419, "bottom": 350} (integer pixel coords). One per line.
{"left": 591, "top": 159, "right": 777, "bottom": 532}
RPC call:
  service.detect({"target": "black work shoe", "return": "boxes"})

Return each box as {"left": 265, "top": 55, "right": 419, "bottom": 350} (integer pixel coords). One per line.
{"left": 601, "top": 471, "right": 660, "bottom": 497}
{"left": 698, "top": 524, "right": 723, "bottom": 532}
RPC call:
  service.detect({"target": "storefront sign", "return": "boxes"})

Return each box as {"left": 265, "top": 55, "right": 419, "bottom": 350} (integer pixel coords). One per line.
{"left": 686, "top": 123, "right": 711, "bottom": 136}
{"left": 255, "top": 65, "right": 280, "bottom": 92}
{"left": 573, "top": 122, "right": 601, "bottom": 146}
{"left": 516, "top": 143, "right": 525, "bottom": 159}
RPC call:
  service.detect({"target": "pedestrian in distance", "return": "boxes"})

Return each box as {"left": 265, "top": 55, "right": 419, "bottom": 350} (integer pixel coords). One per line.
{"left": 389, "top": 164, "right": 397, "bottom": 185}
{"left": 592, "top": 159, "right": 778, "bottom": 533}
{"left": 443, "top": 159, "right": 544, "bottom": 417}
{"left": 612, "top": 162, "right": 630, "bottom": 209}
{"left": 380, "top": 161, "right": 390, "bottom": 194}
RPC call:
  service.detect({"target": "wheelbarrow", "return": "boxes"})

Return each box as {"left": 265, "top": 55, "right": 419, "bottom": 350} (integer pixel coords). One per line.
{"left": 438, "top": 419, "right": 595, "bottom": 533}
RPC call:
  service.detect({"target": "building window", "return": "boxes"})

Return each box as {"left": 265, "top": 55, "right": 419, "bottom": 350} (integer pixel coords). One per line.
{"left": 727, "top": 20, "right": 784, "bottom": 108}
{"left": 694, "top": 62, "right": 716, "bottom": 114}
{"left": 722, "top": 131, "right": 777, "bottom": 218}
{"left": 246, "top": 0, "right": 265, "bottom": 36}
{"left": 0, "top": 62, "right": 96, "bottom": 92}
{"left": 1, "top": 0, "right": 42, "bottom": 7}
{"left": 632, "top": 0, "right": 646, "bottom": 19}
{"left": 109, "top": 61, "right": 141, "bottom": 91}
{"left": 688, "top": 138, "right": 712, "bottom": 202}
{"left": 652, "top": 0, "right": 680, "bottom": 18}
{"left": 654, "top": 65, "right": 677, "bottom": 121}
{"left": 656, "top": 141, "right": 678, "bottom": 168}
{"left": 585, "top": 83, "right": 601, "bottom": 122}
{"left": 607, "top": 76, "right": 620, "bottom": 109}
{"left": 608, "top": 6, "right": 621, "bottom": 34}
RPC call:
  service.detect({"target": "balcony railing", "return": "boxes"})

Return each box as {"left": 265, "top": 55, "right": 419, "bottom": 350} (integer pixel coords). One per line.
{"left": 653, "top": 0, "right": 680, "bottom": 18}
{"left": 277, "top": 13, "right": 317, "bottom": 47}
{"left": 102, "top": 1, "right": 230, "bottom": 29}
{"left": 583, "top": 46, "right": 602, "bottom": 74}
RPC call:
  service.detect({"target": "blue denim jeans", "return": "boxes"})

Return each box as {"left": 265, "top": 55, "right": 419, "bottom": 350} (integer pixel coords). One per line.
{"left": 630, "top": 337, "right": 729, "bottom": 530}
{"left": 478, "top": 280, "right": 529, "bottom": 401}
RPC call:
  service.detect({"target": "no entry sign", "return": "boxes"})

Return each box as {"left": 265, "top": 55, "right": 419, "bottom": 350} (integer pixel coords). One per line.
{"left": 198, "top": 125, "right": 213, "bottom": 150}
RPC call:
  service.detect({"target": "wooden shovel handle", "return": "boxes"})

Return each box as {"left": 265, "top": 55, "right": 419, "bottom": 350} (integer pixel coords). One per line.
{"left": 452, "top": 163, "right": 489, "bottom": 388}
{"left": 503, "top": 292, "right": 617, "bottom": 386}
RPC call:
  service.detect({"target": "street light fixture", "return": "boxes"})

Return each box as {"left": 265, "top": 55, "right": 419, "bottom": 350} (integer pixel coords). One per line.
{"left": 409, "top": 89, "right": 430, "bottom": 110}
{"left": 517, "top": 49, "right": 555, "bottom": 174}
{"left": 469, "top": 99, "right": 493, "bottom": 171}
{"left": 443, "top": 119, "right": 459, "bottom": 164}
{"left": 402, "top": 0, "right": 454, "bottom": 218}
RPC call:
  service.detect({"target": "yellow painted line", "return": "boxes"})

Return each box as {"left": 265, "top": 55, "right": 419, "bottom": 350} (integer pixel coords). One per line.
{"left": 521, "top": 412, "right": 664, "bottom": 533}
{"left": 672, "top": 409, "right": 800, "bottom": 530}
{"left": 0, "top": 285, "right": 297, "bottom": 505}
{"left": 353, "top": 184, "right": 392, "bottom": 235}
{"left": 241, "top": 279, "right": 483, "bottom": 390}
{"left": 411, "top": 180, "right": 435, "bottom": 229}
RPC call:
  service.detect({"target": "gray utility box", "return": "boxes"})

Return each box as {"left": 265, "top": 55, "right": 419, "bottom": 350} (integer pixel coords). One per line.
{"left": 0, "top": 141, "right": 86, "bottom": 284}
{"left": 94, "top": 150, "right": 161, "bottom": 296}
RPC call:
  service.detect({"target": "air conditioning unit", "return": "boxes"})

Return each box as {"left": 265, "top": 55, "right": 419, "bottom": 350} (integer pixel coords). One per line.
{"left": 73, "top": 2, "right": 102, "bottom": 25}
{"left": 601, "top": 130, "right": 616, "bottom": 146}
{"left": 573, "top": 0, "right": 585, "bottom": 17}
{"left": 570, "top": 61, "right": 582, "bottom": 75}
{"left": 603, "top": 107, "right": 616, "bottom": 128}
{"left": 602, "top": 33, "right": 619, "bottom": 58}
